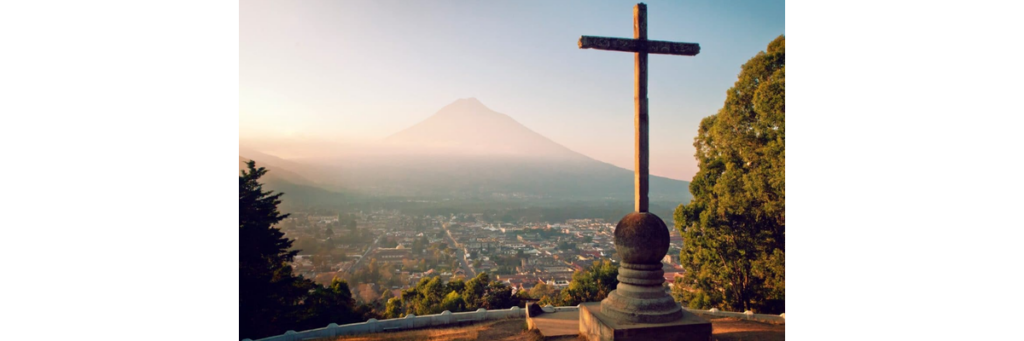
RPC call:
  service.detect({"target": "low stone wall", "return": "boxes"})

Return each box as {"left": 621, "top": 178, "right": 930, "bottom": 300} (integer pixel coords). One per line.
{"left": 526, "top": 304, "right": 580, "bottom": 330}
{"left": 536, "top": 304, "right": 580, "bottom": 314}
{"left": 247, "top": 307, "right": 526, "bottom": 341}
{"left": 246, "top": 305, "right": 782, "bottom": 340}
{"left": 682, "top": 307, "right": 785, "bottom": 324}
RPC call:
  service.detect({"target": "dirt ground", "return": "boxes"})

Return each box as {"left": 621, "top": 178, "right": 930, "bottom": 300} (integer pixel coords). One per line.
{"left": 708, "top": 317, "right": 785, "bottom": 341}
{"left": 330, "top": 319, "right": 543, "bottom": 341}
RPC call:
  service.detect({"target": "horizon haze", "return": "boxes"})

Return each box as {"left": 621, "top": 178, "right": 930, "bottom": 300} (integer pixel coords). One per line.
{"left": 240, "top": 97, "right": 694, "bottom": 213}
{"left": 240, "top": 0, "right": 785, "bottom": 181}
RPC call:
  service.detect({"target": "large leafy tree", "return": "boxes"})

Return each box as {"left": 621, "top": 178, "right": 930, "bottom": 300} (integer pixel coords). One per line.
{"left": 482, "top": 281, "right": 516, "bottom": 309}
{"left": 528, "top": 282, "right": 559, "bottom": 300}
{"left": 462, "top": 272, "right": 490, "bottom": 310}
{"left": 674, "top": 35, "right": 785, "bottom": 313}
{"left": 382, "top": 271, "right": 523, "bottom": 318}
{"left": 439, "top": 291, "right": 466, "bottom": 312}
{"left": 384, "top": 297, "right": 404, "bottom": 319}
{"left": 558, "top": 260, "right": 618, "bottom": 306}
{"left": 295, "top": 278, "right": 359, "bottom": 329}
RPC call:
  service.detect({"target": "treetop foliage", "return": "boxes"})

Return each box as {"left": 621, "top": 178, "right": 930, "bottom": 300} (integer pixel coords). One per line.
{"left": 674, "top": 35, "right": 785, "bottom": 314}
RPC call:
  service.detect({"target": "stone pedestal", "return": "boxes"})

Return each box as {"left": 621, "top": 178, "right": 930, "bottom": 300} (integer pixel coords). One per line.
{"left": 580, "top": 302, "right": 711, "bottom": 341}
{"left": 601, "top": 261, "right": 682, "bottom": 323}
{"left": 579, "top": 211, "right": 711, "bottom": 340}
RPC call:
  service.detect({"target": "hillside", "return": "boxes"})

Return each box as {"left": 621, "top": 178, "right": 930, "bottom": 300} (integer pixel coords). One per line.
{"left": 238, "top": 156, "right": 349, "bottom": 209}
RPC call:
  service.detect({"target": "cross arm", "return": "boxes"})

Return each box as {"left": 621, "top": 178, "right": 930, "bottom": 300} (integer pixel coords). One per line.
{"left": 578, "top": 36, "right": 700, "bottom": 56}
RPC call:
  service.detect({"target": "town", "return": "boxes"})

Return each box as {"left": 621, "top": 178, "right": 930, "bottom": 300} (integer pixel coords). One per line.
{"left": 277, "top": 208, "right": 686, "bottom": 304}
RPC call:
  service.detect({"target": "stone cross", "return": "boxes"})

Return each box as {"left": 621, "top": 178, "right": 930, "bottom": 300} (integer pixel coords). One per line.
{"left": 575, "top": 5, "right": 711, "bottom": 333}
{"left": 578, "top": 2, "right": 699, "bottom": 213}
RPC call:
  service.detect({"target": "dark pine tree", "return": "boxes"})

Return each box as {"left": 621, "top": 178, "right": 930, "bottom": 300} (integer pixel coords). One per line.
{"left": 239, "top": 160, "right": 301, "bottom": 340}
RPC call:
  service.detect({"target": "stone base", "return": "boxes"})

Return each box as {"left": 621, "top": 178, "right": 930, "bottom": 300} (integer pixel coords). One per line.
{"left": 579, "top": 302, "right": 711, "bottom": 341}
{"left": 599, "top": 262, "right": 682, "bottom": 323}
{"left": 528, "top": 310, "right": 581, "bottom": 338}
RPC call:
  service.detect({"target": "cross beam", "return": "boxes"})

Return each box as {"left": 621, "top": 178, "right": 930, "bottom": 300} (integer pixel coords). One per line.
{"left": 578, "top": 3, "right": 699, "bottom": 213}
{"left": 578, "top": 37, "right": 700, "bottom": 56}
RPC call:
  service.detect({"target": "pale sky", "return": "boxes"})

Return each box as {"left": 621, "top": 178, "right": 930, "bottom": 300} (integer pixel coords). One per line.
{"left": 240, "top": 0, "right": 784, "bottom": 181}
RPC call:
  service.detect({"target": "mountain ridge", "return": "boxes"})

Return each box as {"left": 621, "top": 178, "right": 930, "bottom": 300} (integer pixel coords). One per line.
{"left": 383, "top": 98, "right": 588, "bottom": 161}
{"left": 240, "top": 98, "right": 692, "bottom": 206}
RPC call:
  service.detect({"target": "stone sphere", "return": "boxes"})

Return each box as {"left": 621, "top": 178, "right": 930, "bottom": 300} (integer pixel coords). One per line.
{"left": 614, "top": 212, "right": 670, "bottom": 264}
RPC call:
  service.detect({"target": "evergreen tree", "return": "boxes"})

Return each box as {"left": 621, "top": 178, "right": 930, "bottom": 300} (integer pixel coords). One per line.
{"left": 239, "top": 161, "right": 362, "bottom": 339}
{"left": 296, "top": 278, "right": 359, "bottom": 330}
{"left": 674, "top": 35, "right": 785, "bottom": 313}
{"left": 240, "top": 161, "right": 305, "bottom": 339}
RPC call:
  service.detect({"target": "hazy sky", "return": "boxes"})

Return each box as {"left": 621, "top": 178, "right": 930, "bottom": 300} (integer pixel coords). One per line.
{"left": 240, "top": 0, "right": 784, "bottom": 181}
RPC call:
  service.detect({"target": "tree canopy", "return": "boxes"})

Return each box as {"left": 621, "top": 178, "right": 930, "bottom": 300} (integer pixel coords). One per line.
{"left": 559, "top": 260, "right": 618, "bottom": 306}
{"left": 384, "top": 272, "right": 521, "bottom": 319}
{"left": 674, "top": 35, "right": 785, "bottom": 314}
{"left": 527, "top": 260, "right": 618, "bottom": 307}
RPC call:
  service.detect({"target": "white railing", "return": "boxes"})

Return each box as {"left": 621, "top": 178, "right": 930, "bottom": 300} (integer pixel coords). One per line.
{"left": 247, "top": 307, "right": 526, "bottom": 341}
{"left": 682, "top": 307, "right": 785, "bottom": 324}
